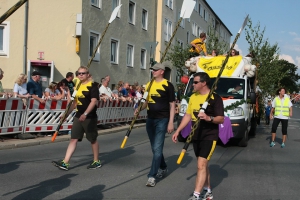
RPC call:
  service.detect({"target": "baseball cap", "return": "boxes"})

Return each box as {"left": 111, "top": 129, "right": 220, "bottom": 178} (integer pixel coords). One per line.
{"left": 150, "top": 63, "right": 165, "bottom": 71}
{"left": 31, "top": 71, "right": 42, "bottom": 76}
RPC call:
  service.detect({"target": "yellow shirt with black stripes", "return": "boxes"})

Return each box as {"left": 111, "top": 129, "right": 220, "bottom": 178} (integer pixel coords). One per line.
{"left": 145, "top": 79, "right": 175, "bottom": 118}
{"left": 75, "top": 81, "right": 99, "bottom": 119}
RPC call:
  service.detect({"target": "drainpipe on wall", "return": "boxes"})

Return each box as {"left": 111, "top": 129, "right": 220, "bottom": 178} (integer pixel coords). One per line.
{"left": 23, "top": 1, "right": 28, "bottom": 74}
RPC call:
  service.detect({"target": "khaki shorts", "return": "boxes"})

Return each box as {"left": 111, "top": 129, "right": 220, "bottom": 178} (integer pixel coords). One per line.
{"left": 71, "top": 117, "right": 98, "bottom": 142}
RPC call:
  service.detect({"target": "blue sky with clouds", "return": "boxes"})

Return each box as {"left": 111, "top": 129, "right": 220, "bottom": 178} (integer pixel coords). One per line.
{"left": 207, "top": 0, "right": 300, "bottom": 74}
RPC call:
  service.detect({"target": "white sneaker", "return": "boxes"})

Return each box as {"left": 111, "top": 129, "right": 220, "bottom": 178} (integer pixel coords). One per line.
{"left": 188, "top": 195, "right": 200, "bottom": 200}
{"left": 146, "top": 177, "right": 156, "bottom": 187}
{"left": 201, "top": 191, "right": 213, "bottom": 200}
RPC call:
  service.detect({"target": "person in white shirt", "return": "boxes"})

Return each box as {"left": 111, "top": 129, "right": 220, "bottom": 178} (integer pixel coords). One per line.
{"left": 133, "top": 85, "right": 143, "bottom": 108}
{"left": 227, "top": 84, "right": 243, "bottom": 95}
{"left": 269, "top": 88, "right": 292, "bottom": 148}
{"left": 99, "top": 76, "right": 117, "bottom": 100}
{"left": 13, "top": 73, "right": 31, "bottom": 98}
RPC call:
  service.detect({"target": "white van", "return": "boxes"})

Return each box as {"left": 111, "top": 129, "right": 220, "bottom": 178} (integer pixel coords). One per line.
{"left": 178, "top": 55, "right": 257, "bottom": 146}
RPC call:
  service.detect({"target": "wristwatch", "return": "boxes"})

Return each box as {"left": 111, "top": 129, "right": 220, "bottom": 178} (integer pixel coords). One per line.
{"left": 84, "top": 112, "right": 88, "bottom": 116}
{"left": 210, "top": 116, "right": 214, "bottom": 122}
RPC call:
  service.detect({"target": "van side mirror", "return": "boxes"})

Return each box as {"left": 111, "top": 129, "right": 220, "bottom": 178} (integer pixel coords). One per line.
{"left": 249, "top": 92, "right": 256, "bottom": 104}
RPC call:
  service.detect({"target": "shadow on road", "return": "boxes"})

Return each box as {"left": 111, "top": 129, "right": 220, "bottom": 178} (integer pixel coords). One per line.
{"left": 0, "top": 161, "right": 23, "bottom": 174}
{"left": 210, "top": 164, "right": 228, "bottom": 189}
{"left": 72, "top": 146, "right": 136, "bottom": 169}
{"left": 61, "top": 185, "right": 105, "bottom": 200}
{"left": 3, "top": 174, "right": 77, "bottom": 200}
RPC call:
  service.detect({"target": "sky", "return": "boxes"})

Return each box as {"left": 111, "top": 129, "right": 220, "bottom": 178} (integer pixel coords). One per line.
{"left": 207, "top": 0, "right": 300, "bottom": 75}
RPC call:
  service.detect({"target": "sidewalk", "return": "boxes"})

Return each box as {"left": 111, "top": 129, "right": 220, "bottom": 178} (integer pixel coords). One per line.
{"left": 0, "top": 123, "right": 146, "bottom": 150}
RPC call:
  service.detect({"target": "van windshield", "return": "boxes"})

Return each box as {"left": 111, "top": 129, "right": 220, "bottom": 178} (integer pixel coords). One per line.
{"left": 184, "top": 77, "right": 245, "bottom": 99}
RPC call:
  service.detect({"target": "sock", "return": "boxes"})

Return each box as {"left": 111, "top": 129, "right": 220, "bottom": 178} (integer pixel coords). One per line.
{"left": 193, "top": 191, "right": 200, "bottom": 198}
{"left": 207, "top": 188, "right": 211, "bottom": 193}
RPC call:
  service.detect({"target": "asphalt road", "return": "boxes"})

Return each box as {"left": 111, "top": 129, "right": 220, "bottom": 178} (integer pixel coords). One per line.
{"left": 0, "top": 105, "right": 300, "bottom": 200}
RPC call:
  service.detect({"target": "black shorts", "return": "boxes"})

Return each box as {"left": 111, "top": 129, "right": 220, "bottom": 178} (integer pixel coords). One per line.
{"left": 193, "top": 140, "right": 217, "bottom": 160}
{"left": 71, "top": 117, "right": 98, "bottom": 142}
{"left": 271, "top": 118, "right": 288, "bottom": 135}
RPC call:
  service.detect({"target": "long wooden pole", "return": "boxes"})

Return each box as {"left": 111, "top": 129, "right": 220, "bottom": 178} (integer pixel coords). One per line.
{"left": 177, "top": 15, "right": 249, "bottom": 164}
{"left": 0, "top": 0, "right": 28, "bottom": 24}
{"left": 120, "top": 17, "right": 183, "bottom": 148}
{"left": 51, "top": 5, "right": 122, "bottom": 142}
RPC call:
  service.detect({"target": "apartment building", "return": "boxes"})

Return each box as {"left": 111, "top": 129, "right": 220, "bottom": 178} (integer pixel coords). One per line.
{"left": 0, "top": 0, "right": 231, "bottom": 90}
{"left": 0, "top": 0, "right": 156, "bottom": 90}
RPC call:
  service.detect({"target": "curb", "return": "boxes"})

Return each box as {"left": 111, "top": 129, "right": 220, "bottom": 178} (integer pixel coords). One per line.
{"left": 0, "top": 123, "right": 146, "bottom": 150}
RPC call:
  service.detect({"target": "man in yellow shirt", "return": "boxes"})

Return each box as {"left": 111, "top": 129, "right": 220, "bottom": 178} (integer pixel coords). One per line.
{"left": 190, "top": 32, "right": 208, "bottom": 57}
{"left": 172, "top": 72, "right": 224, "bottom": 200}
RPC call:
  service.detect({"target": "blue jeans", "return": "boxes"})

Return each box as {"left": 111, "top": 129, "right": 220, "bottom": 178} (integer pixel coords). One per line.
{"left": 146, "top": 118, "right": 169, "bottom": 178}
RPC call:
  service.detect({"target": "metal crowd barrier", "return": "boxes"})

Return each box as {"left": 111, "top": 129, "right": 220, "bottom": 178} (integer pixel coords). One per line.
{"left": 0, "top": 98, "right": 147, "bottom": 136}
{"left": 0, "top": 98, "right": 26, "bottom": 135}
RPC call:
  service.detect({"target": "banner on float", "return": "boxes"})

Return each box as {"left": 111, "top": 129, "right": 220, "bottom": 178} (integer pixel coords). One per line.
{"left": 197, "top": 55, "right": 243, "bottom": 77}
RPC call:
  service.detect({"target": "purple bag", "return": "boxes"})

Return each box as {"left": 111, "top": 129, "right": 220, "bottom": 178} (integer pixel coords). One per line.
{"left": 218, "top": 116, "right": 233, "bottom": 145}
{"left": 181, "top": 120, "right": 192, "bottom": 138}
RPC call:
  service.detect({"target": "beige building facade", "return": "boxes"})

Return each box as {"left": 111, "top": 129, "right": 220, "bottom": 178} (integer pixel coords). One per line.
{"left": 0, "top": 0, "right": 231, "bottom": 90}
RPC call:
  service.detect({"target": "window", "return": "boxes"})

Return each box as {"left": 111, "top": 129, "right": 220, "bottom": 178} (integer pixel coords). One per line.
{"left": 178, "top": 11, "right": 185, "bottom": 28}
{"left": 220, "top": 29, "right": 224, "bottom": 38}
{"left": 111, "top": 39, "right": 119, "bottom": 64}
{"left": 141, "top": 49, "right": 146, "bottom": 69}
{"left": 91, "top": 0, "right": 101, "bottom": 8}
{"left": 0, "top": 22, "right": 9, "bottom": 56}
{"left": 112, "top": 0, "right": 121, "bottom": 17}
{"left": 197, "top": 27, "right": 202, "bottom": 38}
{"left": 194, "top": 0, "right": 198, "bottom": 11}
{"left": 164, "top": 18, "right": 172, "bottom": 41}
{"left": 165, "top": 0, "right": 173, "bottom": 9}
{"left": 192, "top": 21, "right": 197, "bottom": 36}
{"left": 129, "top": 1, "right": 136, "bottom": 24}
{"left": 89, "top": 32, "right": 100, "bottom": 61}
{"left": 168, "top": 21, "right": 172, "bottom": 41}
{"left": 142, "top": 9, "right": 148, "bottom": 30}
{"left": 199, "top": 3, "right": 203, "bottom": 17}
{"left": 177, "top": 39, "right": 184, "bottom": 48}
{"left": 212, "top": 18, "right": 216, "bottom": 29}
{"left": 204, "top": 9, "right": 208, "bottom": 21}
{"left": 127, "top": 44, "right": 134, "bottom": 67}
{"left": 186, "top": 31, "right": 190, "bottom": 44}
{"left": 169, "top": 0, "right": 173, "bottom": 9}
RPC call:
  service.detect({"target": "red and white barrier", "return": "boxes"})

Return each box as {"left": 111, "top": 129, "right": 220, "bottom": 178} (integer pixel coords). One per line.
{"left": 0, "top": 98, "right": 26, "bottom": 135}
{"left": 24, "top": 99, "right": 74, "bottom": 133}
{"left": 0, "top": 98, "right": 148, "bottom": 136}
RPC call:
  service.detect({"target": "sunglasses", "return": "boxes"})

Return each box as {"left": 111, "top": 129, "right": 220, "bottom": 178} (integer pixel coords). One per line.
{"left": 193, "top": 81, "right": 203, "bottom": 84}
{"left": 152, "top": 69, "right": 160, "bottom": 72}
{"left": 78, "top": 72, "right": 88, "bottom": 75}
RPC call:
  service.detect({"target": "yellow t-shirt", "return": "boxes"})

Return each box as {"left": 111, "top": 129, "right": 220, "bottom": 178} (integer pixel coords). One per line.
{"left": 186, "top": 92, "right": 224, "bottom": 141}
{"left": 190, "top": 38, "right": 207, "bottom": 55}
{"left": 186, "top": 93, "right": 210, "bottom": 121}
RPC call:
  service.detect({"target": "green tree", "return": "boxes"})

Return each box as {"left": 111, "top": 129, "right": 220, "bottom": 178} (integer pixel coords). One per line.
{"left": 206, "top": 24, "right": 229, "bottom": 55}
{"left": 276, "top": 59, "right": 300, "bottom": 93}
{"left": 165, "top": 41, "right": 193, "bottom": 77}
{"left": 245, "top": 18, "right": 282, "bottom": 95}
{"left": 245, "top": 18, "right": 300, "bottom": 95}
